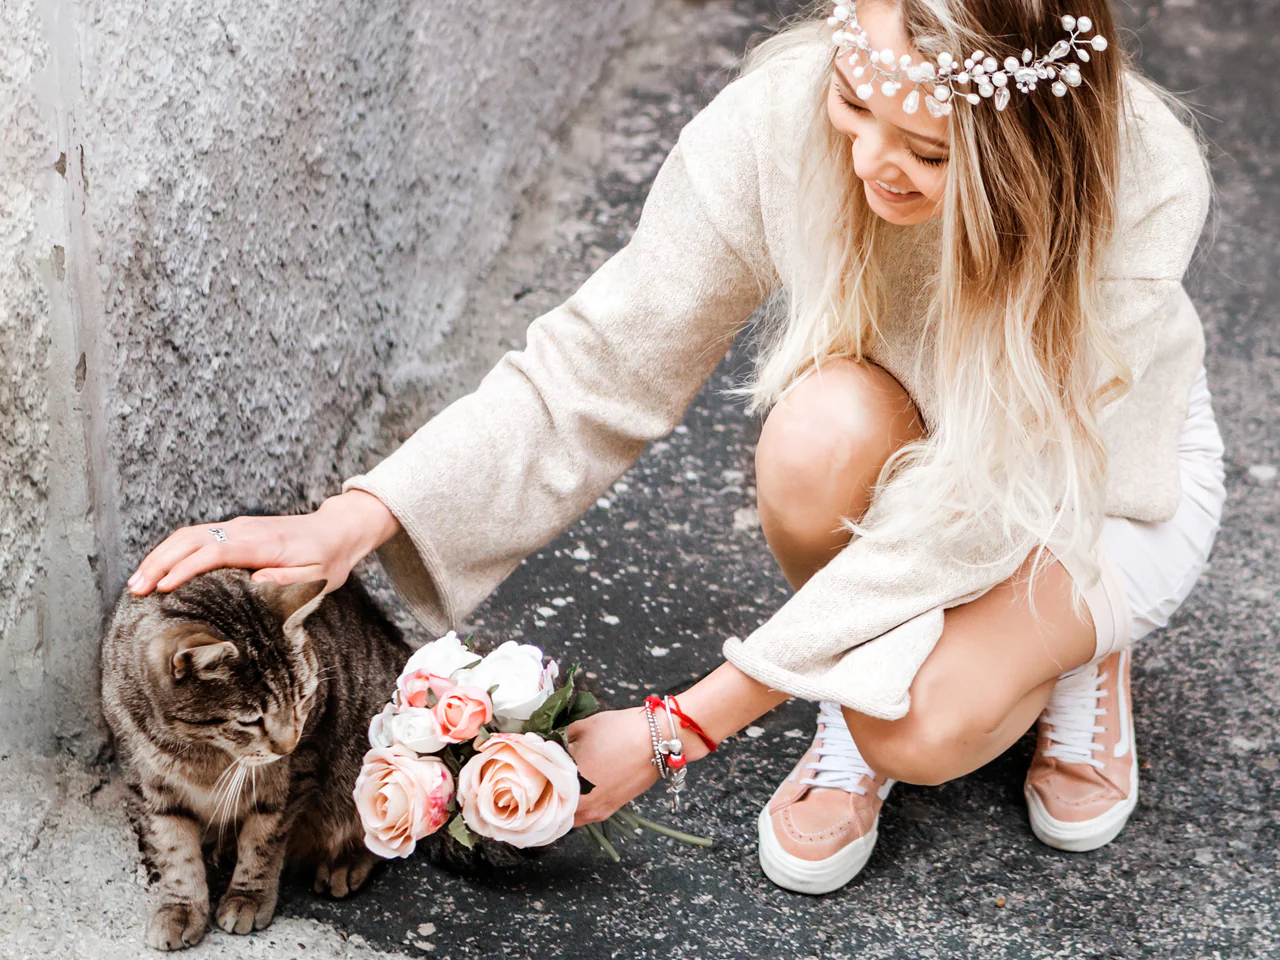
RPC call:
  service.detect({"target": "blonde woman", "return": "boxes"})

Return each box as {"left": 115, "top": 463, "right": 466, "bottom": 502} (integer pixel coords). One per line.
{"left": 131, "top": 0, "right": 1225, "bottom": 893}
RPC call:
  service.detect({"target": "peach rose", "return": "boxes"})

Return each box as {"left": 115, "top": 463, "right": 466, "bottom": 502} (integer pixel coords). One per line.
{"left": 353, "top": 745, "right": 453, "bottom": 859}
{"left": 457, "top": 732, "right": 579, "bottom": 848}
{"left": 434, "top": 685, "right": 493, "bottom": 743}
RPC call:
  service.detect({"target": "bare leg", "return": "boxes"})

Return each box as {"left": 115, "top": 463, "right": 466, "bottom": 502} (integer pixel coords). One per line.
{"left": 843, "top": 550, "right": 1094, "bottom": 785}
{"left": 753, "top": 358, "right": 1095, "bottom": 786}
{"left": 756, "top": 358, "right": 925, "bottom": 590}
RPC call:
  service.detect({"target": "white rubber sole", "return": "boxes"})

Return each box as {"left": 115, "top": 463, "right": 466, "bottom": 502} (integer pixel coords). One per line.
{"left": 756, "top": 806, "right": 878, "bottom": 895}
{"left": 1025, "top": 756, "right": 1139, "bottom": 853}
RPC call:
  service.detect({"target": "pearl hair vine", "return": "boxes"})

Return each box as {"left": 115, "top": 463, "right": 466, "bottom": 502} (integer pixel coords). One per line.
{"left": 827, "top": 3, "right": 1109, "bottom": 116}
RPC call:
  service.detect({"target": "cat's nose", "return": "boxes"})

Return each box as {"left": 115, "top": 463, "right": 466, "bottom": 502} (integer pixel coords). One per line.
{"left": 267, "top": 727, "right": 300, "bottom": 755}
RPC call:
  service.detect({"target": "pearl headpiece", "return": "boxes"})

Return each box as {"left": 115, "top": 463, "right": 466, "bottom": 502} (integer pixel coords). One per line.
{"left": 828, "top": 3, "right": 1109, "bottom": 116}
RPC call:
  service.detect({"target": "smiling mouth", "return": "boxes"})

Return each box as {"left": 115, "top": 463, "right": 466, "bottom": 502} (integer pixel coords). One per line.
{"left": 875, "top": 180, "right": 916, "bottom": 196}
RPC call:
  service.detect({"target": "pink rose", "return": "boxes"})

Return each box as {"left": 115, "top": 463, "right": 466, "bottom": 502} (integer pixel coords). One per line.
{"left": 353, "top": 745, "right": 453, "bottom": 859}
{"left": 457, "top": 732, "right": 580, "bottom": 848}
{"left": 434, "top": 685, "right": 493, "bottom": 743}
{"left": 397, "top": 669, "right": 440, "bottom": 709}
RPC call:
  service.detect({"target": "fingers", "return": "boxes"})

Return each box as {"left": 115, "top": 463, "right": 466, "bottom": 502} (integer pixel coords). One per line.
{"left": 153, "top": 544, "right": 241, "bottom": 593}
{"left": 129, "top": 515, "right": 305, "bottom": 595}
{"left": 129, "top": 525, "right": 222, "bottom": 595}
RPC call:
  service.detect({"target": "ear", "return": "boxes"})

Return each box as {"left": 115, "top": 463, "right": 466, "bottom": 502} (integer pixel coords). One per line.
{"left": 172, "top": 634, "right": 239, "bottom": 681}
{"left": 258, "top": 580, "right": 328, "bottom": 623}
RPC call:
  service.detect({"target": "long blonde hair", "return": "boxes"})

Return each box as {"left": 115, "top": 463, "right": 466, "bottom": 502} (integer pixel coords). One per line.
{"left": 737, "top": 0, "right": 1148, "bottom": 615}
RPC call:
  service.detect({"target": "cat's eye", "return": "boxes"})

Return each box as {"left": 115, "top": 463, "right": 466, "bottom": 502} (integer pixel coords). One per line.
{"left": 237, "top": 715, "right": 265, "bottom": 728}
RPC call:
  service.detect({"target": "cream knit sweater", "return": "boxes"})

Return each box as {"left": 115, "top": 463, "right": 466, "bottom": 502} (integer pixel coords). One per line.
{"left": 344, "top": 38, "right": 1211, "bottom": 720}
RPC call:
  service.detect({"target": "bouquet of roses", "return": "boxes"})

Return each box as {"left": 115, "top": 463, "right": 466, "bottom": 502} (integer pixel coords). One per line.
{"left": 355, "top": 631, "right": 705, "bottom": 861}
{"left": 354, "top": 631, "right": 591, "bottom": 856}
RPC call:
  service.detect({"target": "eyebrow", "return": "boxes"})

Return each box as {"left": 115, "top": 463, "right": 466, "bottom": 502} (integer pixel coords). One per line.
{"left": 832, "top": 65, "right": 951, "bottom": 153}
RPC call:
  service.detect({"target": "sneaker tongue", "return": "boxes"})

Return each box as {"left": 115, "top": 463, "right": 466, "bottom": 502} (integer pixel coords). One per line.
{"left": 1040, "top": 664, "right": 1107, "bottom": 768}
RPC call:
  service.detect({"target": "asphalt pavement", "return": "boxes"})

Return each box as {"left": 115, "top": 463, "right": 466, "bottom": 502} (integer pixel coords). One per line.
{"left": 284, "top": 1, "right": 1280, "bottom": 958}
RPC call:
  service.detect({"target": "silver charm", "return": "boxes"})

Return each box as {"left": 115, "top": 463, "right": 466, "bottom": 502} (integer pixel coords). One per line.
{"left": 208, "top": 527, "right": 229, "bottom": 543}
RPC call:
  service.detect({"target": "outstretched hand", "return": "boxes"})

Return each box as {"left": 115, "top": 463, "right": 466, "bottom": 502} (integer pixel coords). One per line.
{"left": 126, "top": 489, "right": 401, "bottom": 596}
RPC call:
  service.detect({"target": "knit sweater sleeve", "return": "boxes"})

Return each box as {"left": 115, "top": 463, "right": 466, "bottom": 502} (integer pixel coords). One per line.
{"left": 340, "top": 66, "right": 776, "bottom": 635}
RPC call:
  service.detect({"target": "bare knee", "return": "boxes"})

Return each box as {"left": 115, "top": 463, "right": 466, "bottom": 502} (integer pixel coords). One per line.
{"left": 842, "top": 692, "right": 1007, "bottom": 787}
{"left": 755, "top": 359, "right": 923, "bottom": 534}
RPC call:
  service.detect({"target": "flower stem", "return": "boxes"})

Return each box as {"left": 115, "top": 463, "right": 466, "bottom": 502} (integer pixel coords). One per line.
{"left": 615, "top": 808, "right": 714, "bottom": 848}
{"left": 584, "top": 822, "right": 621, "bottom": 862}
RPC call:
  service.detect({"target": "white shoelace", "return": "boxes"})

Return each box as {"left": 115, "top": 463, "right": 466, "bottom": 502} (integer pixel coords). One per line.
{"left": 1041, "top": 663, "right": 1108, "bottom": 769}
{"left": 799, "top": 701, "right": 878, "bottom": 795}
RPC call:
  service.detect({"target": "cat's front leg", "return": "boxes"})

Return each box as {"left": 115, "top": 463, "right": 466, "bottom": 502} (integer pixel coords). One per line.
{"left": 138, "top": 803, "right": 209, "bottom": 951}
{"left": 215, "top": 808, "right": 288, "bottom": 935}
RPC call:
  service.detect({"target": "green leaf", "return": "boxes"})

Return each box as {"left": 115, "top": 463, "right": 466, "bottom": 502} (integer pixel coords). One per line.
{"left": 486, "top": 683, "right": 500, "bottom": 697}
{"left": 441, "top": 749, "right": 463, "bottom": 776}
{"left": 522, "top": 664, "right": 579, "bottom": 737}
{"left": 566, "top": 690, "right": 599, "bottom": 725}
{"left": 472, "top": 728, "right": 491, "bottom": 749}
{"left": 447, "top": 814, "right": 476, "bottom": 850}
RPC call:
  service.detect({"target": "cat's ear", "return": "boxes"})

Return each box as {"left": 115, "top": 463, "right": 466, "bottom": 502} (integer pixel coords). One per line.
{"left": 172, "top": 634, "right": 239, "bottom": 681}
{"left": 259, "top": 580, "right": 327, "bottom": 623}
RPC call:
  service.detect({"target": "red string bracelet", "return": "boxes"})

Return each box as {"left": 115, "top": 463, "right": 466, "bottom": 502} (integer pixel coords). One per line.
{"left": 661, "top": 695, "right": 718, "bottom": 754}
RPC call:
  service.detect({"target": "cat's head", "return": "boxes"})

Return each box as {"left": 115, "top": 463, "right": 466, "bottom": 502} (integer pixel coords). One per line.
{"left": 141, "top": 568, "right": 327, "bottom": 765}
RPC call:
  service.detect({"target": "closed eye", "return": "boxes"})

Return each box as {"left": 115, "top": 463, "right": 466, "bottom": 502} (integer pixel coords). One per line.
{"left": 838, "top": 91, "right": 869, "bottom": 114}
{"left": 178, "top": 716, "right": 227, "bottom": 726}
{"left": 237, "top": 717, "right": 265, "bottom": 729}
{"left": 836, "top": 91, "right": 950, "bottom": 169}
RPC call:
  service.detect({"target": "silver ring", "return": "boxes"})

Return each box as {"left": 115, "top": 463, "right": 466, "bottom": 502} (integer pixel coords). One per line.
{"left": 209, "top": 527, "right": 229, "bottom": 543}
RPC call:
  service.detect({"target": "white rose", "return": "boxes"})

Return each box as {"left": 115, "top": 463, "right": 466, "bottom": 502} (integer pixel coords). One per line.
{"left": 367, "top": 702, "right": 397, "bottom": 749}
{"left": 456, "top": 641, "right": 559, "bottom": 732}
{"left": 388, "top": 706, "right": 449, "bottom": 755}
{"left": 399, "top": 631, "right": 482, "bottom": 685}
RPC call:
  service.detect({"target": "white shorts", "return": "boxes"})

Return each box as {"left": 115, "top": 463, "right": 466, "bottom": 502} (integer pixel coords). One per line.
{"left": 1052, "top": 367, "right": 1227, "bottom": 660}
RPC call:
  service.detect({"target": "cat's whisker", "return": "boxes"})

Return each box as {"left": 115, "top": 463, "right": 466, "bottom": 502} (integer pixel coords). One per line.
{"left": 217, "top": 763, "right": 247, "bottom": 848}
{"left": 208, "top": 757, "right": 248, "bottom": 847}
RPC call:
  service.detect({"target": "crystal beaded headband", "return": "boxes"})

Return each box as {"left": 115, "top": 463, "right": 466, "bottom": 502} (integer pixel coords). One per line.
{"left": 827, "top": 3, "right": 1109, "bottom": 116}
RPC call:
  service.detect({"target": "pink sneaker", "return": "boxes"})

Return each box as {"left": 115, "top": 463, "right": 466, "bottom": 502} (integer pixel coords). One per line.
{"left": 1025, "top": 650, "right": 1139, "bottom": 852}
{"left": 757, "top": 702, "right": 894, "bottom": 894}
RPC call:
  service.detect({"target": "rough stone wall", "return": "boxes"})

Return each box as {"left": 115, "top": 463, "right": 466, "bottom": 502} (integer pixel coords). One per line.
{"left": 0, "top": 0, "right": 654, "bottom": 756}
{"left": 0, "top": 0, "right": 55, "bottom": 741}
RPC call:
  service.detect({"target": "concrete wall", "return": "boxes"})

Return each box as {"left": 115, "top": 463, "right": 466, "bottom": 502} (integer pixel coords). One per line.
{"left": 0, "top": 0, "right": 654, "bottom": 757}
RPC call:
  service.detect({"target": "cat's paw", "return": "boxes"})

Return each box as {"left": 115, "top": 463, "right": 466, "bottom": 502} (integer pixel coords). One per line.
{"left": 313, "top": 850, "right": 379, "bottom": 898}
{"left": 214, "top": 890, "right": 276, "bottom": 935}
{"left": 146, "top": 902, "right": 208, "bottom": 951}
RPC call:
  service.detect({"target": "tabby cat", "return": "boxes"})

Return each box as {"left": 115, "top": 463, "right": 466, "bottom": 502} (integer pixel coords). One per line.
{"left": 100, "top": 568, "right": 412, "bottom": 951}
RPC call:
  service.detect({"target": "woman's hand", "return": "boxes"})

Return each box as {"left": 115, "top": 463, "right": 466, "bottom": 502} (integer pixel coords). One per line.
{"left": 126, "top": 489, "right": 401, "bottom": 596}
{"left": 567, "top": 707, "right": 663, "bottom": 826}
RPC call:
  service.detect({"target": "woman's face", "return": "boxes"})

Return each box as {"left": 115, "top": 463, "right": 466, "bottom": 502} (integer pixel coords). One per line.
{"left": 826, "top": 1, "right": 950, "bottom": 225}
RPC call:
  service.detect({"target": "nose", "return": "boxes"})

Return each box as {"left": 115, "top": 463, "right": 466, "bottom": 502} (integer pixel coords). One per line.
{"left": 265, "top": 719, "right": 300, "bottom": 755}
{"left": 848, "top": 131, "right": 898, "bottom": 188}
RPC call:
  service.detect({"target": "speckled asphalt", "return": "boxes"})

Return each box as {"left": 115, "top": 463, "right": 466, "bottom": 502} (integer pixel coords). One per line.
{"left": 277, "top": 1, "right": 1280, "bottom": 957}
